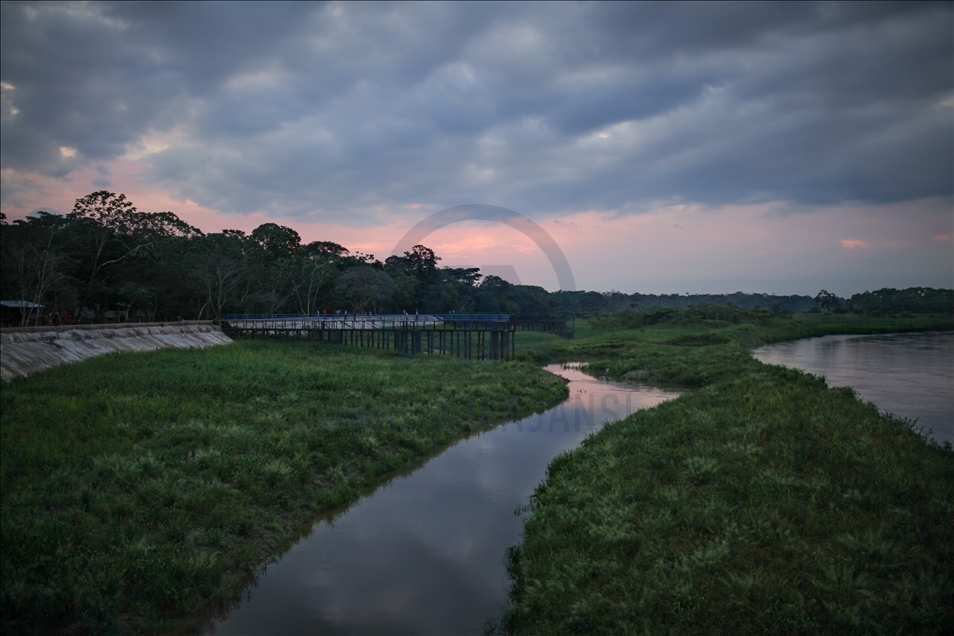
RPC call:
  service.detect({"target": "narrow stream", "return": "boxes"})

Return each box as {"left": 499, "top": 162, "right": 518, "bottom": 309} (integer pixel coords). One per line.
{"left": 205, "top": 364, "right": 681, "bottom": 635}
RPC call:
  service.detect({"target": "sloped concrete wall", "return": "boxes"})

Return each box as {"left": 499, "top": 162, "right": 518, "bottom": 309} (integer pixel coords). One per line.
{"left": 0, "top": 322, "right": 233, "bottom": 381}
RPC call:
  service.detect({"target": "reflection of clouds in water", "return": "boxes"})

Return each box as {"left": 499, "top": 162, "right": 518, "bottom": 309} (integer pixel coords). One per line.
{"left": 754, "top": 332, "right": 953, "bottom": 444}
{"left": 211, "top": 366, "right": 680, "bottom": 635}
{"left": 473, "top": 457, "right": 511, "bottom": 496}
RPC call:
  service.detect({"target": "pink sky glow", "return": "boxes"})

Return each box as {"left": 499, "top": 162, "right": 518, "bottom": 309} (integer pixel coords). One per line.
{"left": 3, "top": 155, "right": 951, "bottom": 298}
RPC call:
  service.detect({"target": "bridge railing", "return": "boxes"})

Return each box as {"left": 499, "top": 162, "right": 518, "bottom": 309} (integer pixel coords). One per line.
{"left": 219, "top": 313, "right": 519, "bottom": 359}
{"left": 223, "top": 313, "right": 510, "bottom": 322}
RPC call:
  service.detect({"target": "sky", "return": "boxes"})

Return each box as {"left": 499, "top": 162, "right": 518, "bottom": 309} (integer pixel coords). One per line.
{"left": 1, "top": 1, "right": 952, "bottom": 296}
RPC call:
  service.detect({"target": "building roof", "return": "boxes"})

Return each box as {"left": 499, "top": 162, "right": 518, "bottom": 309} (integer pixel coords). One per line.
{"left": 0, "top": 300, "right": 44, "bottom": 309}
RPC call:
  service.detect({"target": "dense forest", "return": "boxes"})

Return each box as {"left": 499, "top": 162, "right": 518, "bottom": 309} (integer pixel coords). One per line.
{"left": 1, "top": 191, "right": 951, "bottom": 326}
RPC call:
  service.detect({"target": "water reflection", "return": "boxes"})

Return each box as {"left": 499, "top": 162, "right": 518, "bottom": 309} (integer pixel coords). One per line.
{"left": 207, "top": 364, "right": 680, "bottom": 635}
{"left": 754, "top": 332, "right": 953, "bottom": 445}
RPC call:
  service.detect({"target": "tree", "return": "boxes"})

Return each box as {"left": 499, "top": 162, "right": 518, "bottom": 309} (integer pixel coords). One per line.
{"left": 190, "top": 232, "right": 252, "bottom": 320}
{"left": 1, "top": 212, "right": 72, "bottom": 325}
{"left": 249, "top": 223, "right": 301, "bottom": 261}
{"left": 108, "top": 211, "right": 203, "bottom": 321}
{"left": 405, "top": 245, "right": 440, "bottom": 282}
{"left": 334, "top": 267, "right": 395, "bottom": 313}
{"left": 383, "top": 245, "right": 441, "bottom": 310}
{"left": 813, "top": 289, "right": 843, "bottom": 313}
{"left": 846, "top": 287, "right": 954, "bottom": 315}
{"left": 291, "top": 241, "right": 348, "bottom": 314}
{"left": 68, "top": 191, "right": 139, "bottom": 284}
{"left": 67, "top": 191, "right": 170, "bottom": 321}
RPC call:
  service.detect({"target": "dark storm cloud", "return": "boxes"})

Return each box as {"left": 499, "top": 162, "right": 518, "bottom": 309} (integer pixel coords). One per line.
{"left": 1, "top": 1, "right": 951, "bottom": 221}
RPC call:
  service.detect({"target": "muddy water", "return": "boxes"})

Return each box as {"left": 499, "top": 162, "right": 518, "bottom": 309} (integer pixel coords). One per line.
{"left": 754, "top": 331, "right": 953, "bottom": 445}
{"left": 206, "top": 364, "right": 681, "bottom": 635}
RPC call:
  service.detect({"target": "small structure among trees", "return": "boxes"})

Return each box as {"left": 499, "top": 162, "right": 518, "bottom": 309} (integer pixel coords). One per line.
{"left": 0, "top": 300, "right": 43, "bottom": 327}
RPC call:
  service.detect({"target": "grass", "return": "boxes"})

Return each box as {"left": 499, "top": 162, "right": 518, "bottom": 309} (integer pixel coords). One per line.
{"left": 502, "top": 310, "right": 953, "bottom": 634}
{"left": 513, "top": 330, "right": 566, "bottom": 359}
{"left": 0, "top": 340, "right": 568, "bottom": 635}
{"left": 4, "top": 310, "right": 951, "bottom": 634}
{"left": 532, "top": 311, "right": 954, "bottom": 387}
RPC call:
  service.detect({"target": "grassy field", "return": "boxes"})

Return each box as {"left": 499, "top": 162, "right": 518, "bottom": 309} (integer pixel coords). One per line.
{"left": 0, "top": 341, "right": 568, "bottom": 635}
{"left": 3, "top": 311, "right": 950, "bottom": 634}
{"left": 503, "top": 310, "right": 953, "bottom": 634}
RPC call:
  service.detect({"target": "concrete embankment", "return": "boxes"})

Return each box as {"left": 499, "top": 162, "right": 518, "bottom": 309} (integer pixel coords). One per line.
{"left": 0, "top": 321, "right": 233, "bottom": 381}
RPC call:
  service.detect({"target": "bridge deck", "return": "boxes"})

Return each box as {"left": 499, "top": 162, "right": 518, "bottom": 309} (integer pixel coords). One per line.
{"left": 223, "top": 313, "right": 510, "bottom": 331}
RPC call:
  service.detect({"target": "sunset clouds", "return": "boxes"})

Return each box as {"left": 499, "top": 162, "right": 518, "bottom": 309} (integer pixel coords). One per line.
{"left": 1, "top": 1, "right": 951, "bottom": 294}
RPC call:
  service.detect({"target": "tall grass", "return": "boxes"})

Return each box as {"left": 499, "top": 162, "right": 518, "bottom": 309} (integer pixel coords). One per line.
{"left": 1, "top": 341, "right": 567, "bottom": 635}
{"left": 503, "top": 313, "right": 953, "bottom": 634}
{"left": 527, "top": 311, "right": 954, "bottom": 387}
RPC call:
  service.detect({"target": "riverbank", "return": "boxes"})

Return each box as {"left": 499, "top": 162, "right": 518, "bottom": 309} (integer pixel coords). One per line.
{"left": 503, "top": 311, "right": 953, "bottom": 634}
{"left": 0, "top": 341, "right": 567, "bottom": 635}
{"left": 0, "top": 321, "right": 232, "bottom": 382}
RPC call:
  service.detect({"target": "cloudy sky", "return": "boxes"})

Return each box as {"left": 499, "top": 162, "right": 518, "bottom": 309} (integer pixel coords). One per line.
{"left": 2, "top": 1, "right": 951, "bottom": 295}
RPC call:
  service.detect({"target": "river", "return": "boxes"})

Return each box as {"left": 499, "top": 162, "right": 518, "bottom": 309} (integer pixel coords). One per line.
{"left": 753, "top": 331, "right": 953, "bottom": 445}
{"left": 205, "top": 332, "right": 953, "bottom": 633}
{"left": 205, "top": 364, "right": 681, "bottom": 635}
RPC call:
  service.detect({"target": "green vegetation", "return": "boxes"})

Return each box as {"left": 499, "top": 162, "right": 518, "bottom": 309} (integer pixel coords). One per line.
{"left": 0, "top": 341, "right": 567, "bottom": 635}
{"left": 846, "top": 287, "right": 954, "bottom": 316}
{"left": 520, "top": 309, "right": 954, "bottom": 384}
{"left": 503, "top": 309, "right": 953, "bottom": 634}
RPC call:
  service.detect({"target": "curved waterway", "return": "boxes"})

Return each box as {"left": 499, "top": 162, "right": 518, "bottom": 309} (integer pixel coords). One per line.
{"left": 754, "top": 331, "right": 953, "bottom": 445}
{"left": 205, "top": 364, "right": 681, "bottom": 635}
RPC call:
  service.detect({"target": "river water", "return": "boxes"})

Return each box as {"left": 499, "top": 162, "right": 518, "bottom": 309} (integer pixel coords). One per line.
{"left": 753, "top": 331, "right": 953, "bottom": 445}
{"left": 206, "top": 364, "right": 681, "bottom": 635}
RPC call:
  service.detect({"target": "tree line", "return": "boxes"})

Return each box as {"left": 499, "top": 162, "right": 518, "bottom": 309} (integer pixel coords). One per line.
{"left": 2, "top": 191, "right": 949, "bottom": 327}
{"left": 0, "top": 191, "right": 569, "bottom": 326}
{"left": 814, "top": 287, "right": 954, "bottom": 315}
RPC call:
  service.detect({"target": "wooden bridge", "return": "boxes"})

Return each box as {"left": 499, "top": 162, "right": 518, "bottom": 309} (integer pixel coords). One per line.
{"left": 512, "top": 314, "right": 574, "bottom": 339}
{"left": 221, "top": 314, "right": 517, "bottom": 360}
